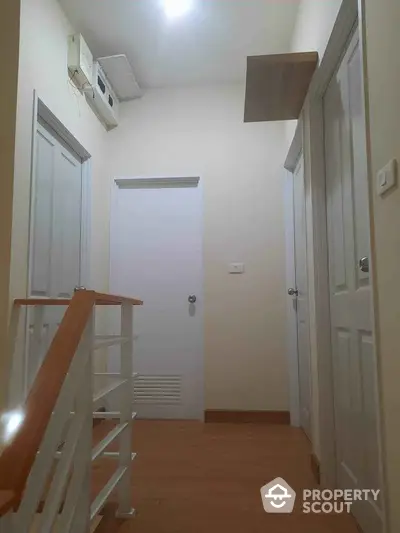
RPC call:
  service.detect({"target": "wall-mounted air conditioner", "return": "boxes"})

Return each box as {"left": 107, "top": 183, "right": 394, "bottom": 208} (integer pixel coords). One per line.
{"left": 68, "top": 34, "right": 93, "bottom": 89}
{"left": 85, "top": 62, "right": 119, "bottom": 130}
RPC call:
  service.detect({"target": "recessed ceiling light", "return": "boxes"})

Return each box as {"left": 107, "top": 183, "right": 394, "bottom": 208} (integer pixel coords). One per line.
{"left": 162, "top": 0, "right": 194, "bottom": 20}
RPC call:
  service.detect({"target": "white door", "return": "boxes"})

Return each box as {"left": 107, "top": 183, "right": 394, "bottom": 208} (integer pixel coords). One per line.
{"left": 292, "top": 155, "right": 312, "bottom": 439}
{"left": 324, "top": 30, "right": 382, "bottom": 532}
{"left": 27, "top": 119, "right": 84, "bottom": 389}
{"left": 109, "top": 178, "right": 204, "bottom": 420}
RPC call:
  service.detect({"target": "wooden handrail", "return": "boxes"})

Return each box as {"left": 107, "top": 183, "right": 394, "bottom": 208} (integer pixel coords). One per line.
{"left": 0, "top": 289, "right": 143, "bottom": 515}
{"left": 14, "top": 292, "right": 143, "bottom": 307}
{"left": 0, "top": 290, "right": 96, "bottom": 509}
{"left": 94, "top": 292, "right": 143, "bottom": 306}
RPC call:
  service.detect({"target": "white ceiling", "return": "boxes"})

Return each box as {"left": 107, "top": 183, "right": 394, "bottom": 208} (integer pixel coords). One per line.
{"left": 59, "top": 0, "right": 300, "bottom": 88}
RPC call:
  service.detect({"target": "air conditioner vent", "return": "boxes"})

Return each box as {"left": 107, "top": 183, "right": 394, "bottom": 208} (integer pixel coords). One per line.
{"left": 134, "top": 375, "right": 182, "bottom": 405}
{"left": 97, "top": 76, "right": 106, "bottom": 94}
{"left": 84, "top": 62, "right": 119, "bottom": 130}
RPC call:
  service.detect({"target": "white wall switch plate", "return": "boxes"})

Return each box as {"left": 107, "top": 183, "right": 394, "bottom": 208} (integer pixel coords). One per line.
{"left": 229, "top": 263, "right": 245, "bottom": 274}
{"left": 377, "top": 159, "right": 397, "bottom": 196}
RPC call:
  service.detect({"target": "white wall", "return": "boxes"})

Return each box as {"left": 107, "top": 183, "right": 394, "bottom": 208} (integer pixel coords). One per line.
{"left": 362, "top": 1, "right": 400, "bottom": 530}
{"left": 11, "top": 0, "right": 109, "bottom": 304}
{"left": 289, "top": 1, "right": 400, "bottom": 529}
{"left": 7, "top": 0, "right": 111, "bottom": 395}
{"left": 0, "top": 0, "right": 21, "bottom": 410}
{"left": 106, "top": 86, "right": 289, "bottom": 411}
{"left": 8, "top": 0, "right": 289, "bottom": 414}
{"left": 286, "top": 0, "right": 342, "bottom": 145}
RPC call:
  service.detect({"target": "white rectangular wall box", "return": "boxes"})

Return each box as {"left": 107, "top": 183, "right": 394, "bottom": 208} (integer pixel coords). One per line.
{"left": 229, "top": 263, "right": 245, "bottom": 274}
{"left": 377, "top": 158, "right": 397, "bottom": 196}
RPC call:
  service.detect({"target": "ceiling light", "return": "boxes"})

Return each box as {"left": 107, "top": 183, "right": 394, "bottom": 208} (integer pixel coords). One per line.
{"left": 162, "top": 0, "right": 194, "bottom": 20}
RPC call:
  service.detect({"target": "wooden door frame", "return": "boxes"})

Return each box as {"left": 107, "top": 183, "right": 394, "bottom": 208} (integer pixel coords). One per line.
{"left": 28, "top": 91, "right": 92, "bottom": 296}
{"left": 284, "top": 121, "right": 304, "bottom": 429}
{"left": 109, "top": 175, "right": 205, "bottom": 420}
{"left": 299, "top": 0, "right": 386, "bottom": 525}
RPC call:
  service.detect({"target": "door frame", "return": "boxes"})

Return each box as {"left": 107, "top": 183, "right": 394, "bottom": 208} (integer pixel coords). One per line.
{"left": 303, "top": 0, "right": 387, "bottom": 524}
{"left": 23, "top": 92, "right": 92, "bottom": 396}
{"left": 27, "top": 91, "right": 92, "bottom": 296}
{"left": 284, "top": 121, "right": 305, "bottom": 429}
{"left": 109, "top": 175, "right": 205, "bottom": 420}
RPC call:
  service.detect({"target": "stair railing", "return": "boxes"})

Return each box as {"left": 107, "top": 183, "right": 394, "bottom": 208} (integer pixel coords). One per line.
{"left": 0, "top": 290, "right": 142, "bottom": 533}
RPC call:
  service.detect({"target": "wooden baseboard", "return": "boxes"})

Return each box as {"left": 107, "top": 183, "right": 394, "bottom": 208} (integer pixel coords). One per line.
{"left": 310, "top": 453, "right": 321, "bottom": 485}
{"left": 204, "top": 410, "right": 290, "bottom": 425}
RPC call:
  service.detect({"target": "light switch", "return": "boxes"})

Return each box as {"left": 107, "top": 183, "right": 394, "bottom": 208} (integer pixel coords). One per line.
{"left": 229, "top": 263, "right": 245, "bottom": 274}
{"left": 377, "top": 159, "right": 397, "bottom": 196}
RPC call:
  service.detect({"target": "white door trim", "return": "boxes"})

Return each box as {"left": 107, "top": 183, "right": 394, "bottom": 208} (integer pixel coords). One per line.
{"left": 283, "top": 168, "right": 299, "bottom": 427}
{"left": 114, "top": 176, "right": 200, "bottom": 189}
{"left": 284, "top": 119, "right": 304, "bottom": 428}
{"left": 306, "top": 0, "right": 386, "bottom": 525}
{"left": 27, "top": 91, "right": 92, "bottom": 295}
{"left": 307, "top": 0, "right": 359, "bottom": 489}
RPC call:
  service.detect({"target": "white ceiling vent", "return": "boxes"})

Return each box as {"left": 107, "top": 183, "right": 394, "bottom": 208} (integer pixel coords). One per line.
{"left": 98, "top": 55, "right": 142, "bottom": 102}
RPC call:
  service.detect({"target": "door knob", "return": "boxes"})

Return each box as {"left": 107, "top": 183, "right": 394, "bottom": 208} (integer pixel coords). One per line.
{"left": 359, "top": 257, "right": 369, "bottom": 273}
{"left": 288, "top": 288, "right": 298, "bottom": 297}
{"left": 74, "top": 286, "right": 87, "bottom": 292}
{"left": 188, "top": 295, "right": 197, "bottom": 304}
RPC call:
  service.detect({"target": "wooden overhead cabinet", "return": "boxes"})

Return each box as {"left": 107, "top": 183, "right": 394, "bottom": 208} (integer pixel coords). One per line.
{"left": 244, "top": 52, "right": 318, "bottom": 122}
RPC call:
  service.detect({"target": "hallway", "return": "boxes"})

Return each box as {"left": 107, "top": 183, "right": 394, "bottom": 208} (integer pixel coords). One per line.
{"left": 93, "top": 421, "right": 360, "bottom": 533}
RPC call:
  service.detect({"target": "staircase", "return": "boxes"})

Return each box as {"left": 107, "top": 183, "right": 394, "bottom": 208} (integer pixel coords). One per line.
{"left": 0, "top": 290, "right": 143, "bottom": 532}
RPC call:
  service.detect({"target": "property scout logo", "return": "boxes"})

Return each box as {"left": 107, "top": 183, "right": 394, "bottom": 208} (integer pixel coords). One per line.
{"left": 260, "top": 478, "right": 380, "bottom": 514}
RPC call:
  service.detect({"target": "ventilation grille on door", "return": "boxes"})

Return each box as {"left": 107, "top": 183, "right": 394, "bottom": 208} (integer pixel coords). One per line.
{"left": 134, "top": 375, "right": 182, "bottom": 405}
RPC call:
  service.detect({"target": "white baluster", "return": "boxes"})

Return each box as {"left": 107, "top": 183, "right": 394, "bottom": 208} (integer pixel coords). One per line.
{"left": 116, "top": 303, "right": 135, "bottom": 518}
{"left": 14, "top": 316, "right": 93, "bottom": 532}
{"left": 59, "top": 309, "right": 94, "bottom": 533}
{"left": 30, "top": 305, "right": 45, "bottom": 392}
{"left": 0, "top": 512, "right": 14, "bottom": 533}
{"left": 6, "top": 304, "right": 22, "bottom": 409}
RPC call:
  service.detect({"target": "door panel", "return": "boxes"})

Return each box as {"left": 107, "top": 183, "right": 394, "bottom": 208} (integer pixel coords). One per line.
{"left": 293, "top": 156, "right": 312, "bottom": 439}
{"left": 110, "top": 182, "right": 204, "bottom": 420}
{"left": 53, "top": 148, "right": 82, "bottom": 298}
{"left": 31, "top": 128, "right": 55, "bottom": 298}
{"left": 324, "top": 30, "right": 382, "bottom": 533}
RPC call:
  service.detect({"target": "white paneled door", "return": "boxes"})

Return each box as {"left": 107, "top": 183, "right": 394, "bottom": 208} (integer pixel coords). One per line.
{"left": 27, "top": 120, "right": 84, "bottom": 389}
{"left": 292, "top": 155, "right": 312, "bottom": 439}
{"left": 324, "top": 31, "right": 383, "bottom": 533}
{"left": 110, "top": 178, "right": 204, "bottom": 420}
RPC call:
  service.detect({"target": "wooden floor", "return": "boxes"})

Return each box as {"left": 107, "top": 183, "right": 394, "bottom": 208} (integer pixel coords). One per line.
{"left": 93, "top": 421, "right": 360, "bottom": 533}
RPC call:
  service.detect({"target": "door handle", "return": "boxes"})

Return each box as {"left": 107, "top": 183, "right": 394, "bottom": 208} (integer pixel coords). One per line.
{"left": 359, "top": 257, "right": 369, "bottom": 273}
{"left": 288, "top": 288, "right": 298, "bottom": 297}
{"left": 74, "top": 286, "right": 87, "bottom": 292}
{"left": 188, "top": 295, "right": 197, "bottom": 304}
